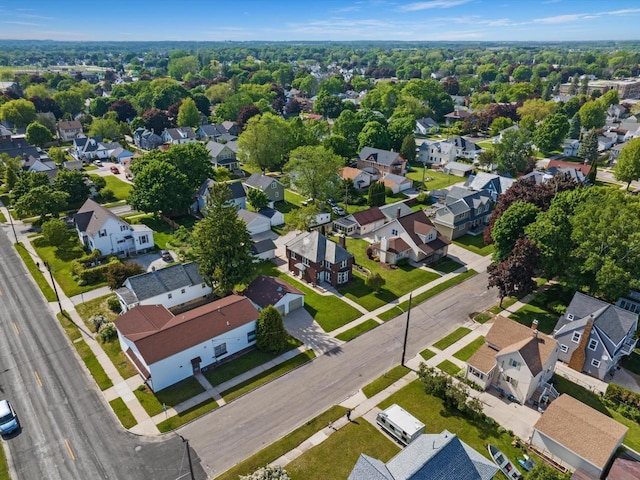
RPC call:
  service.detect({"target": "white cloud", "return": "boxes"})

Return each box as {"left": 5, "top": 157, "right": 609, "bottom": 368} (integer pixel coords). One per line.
{"left": 2, "top": 21, "right": 42, "bottom": 26}
{"left": 400, "top": 0, "right": 473, "bottom": 12}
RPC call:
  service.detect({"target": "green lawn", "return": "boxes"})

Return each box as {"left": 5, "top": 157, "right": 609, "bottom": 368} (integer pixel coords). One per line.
{"left": 15, "top": 242, "right": 57, "bottom": 301}
{"left": 378, "top": 269, "right": 477, "bottom": 321}
{"left": 157, "top": 398, "right": 219, "bottom": 433}
{"left": 131, "top": 214, "right": 198, "bottom": 250}
{"left": 509, "top": 284, "right": 574, "bottom": 334}
{"left": 214, "top": 405, "right": 348, "bottom": 480}
{"left": 0, "top": 433, "right": 8, "bottom": 480}
{"left": 488, "top": 296, "right": 518, "bottom": 314}
{"left": 433, "top": 327, "right": 471, "bottom": 350}
{"left": 287, "top": 418, "right": 401, "bottom": 480}
{"left": 336, "top": 319, "right": 380, "bottom": 342}
{"left": 109, "top": 398, "right": 137, "bottom": 429}
{"left": 453, "top": 336, "right": 485, "bottom": 361}
{"left": 285, "top": 189, "right": 307, "bottom": 207}
{"left": 57, "top": 312, "right": 82, "bottom": 342}
{"left": 336, "top": 237, "right": 440, "bottom": 311}
{"left": 257, "top": 262, "right": 361, "bottom": 332}
{"left": 379, "top": 380, "right": 526, "bottom": 467}
{"left": 420, "top": 348, "right": 436, "bottom": 360}
{"left": 102, "top": 175, "right": 132, "bottom": 201}
{"left": 437, "top": 359, "right": 463, "bottom": 376}
{"left": 134, "top": 378, "right": 206, "bottom": 417}
{"left": 74, "top": 339, "right": 113, "bottom": 390}
{"left": 203, "top": 338, "right": 302, "bottom": 387}
{"left": 621, "top": 349, "right": 640, "bottom": 376}
{"left": 362, "top": 365, "right": 411, "bottom": 398}
{"left": 32, "top": 235, "right": 105, "bottom": 297}
{"left": 453, "top": 234, "right": 495, "bottom": 256}
{"left": 405, "top": 164, "right": 465, "bottom": 190}
{"left": 0, "top": 210, "right": 6, "bottom": 223}
{"left": 429, "top": 257, "right": 464, "bottom": 273}
{"left": 76, "top": 294, "right": 120, "bottom": 325}
{"left": 473, "top": 312, "right": 492, "bottom": 324}
{"left": 220, "top": 351, "right": 316, "bottom": 402}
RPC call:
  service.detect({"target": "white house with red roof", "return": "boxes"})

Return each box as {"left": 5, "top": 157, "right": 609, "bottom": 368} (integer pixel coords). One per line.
{"left": 114, "top": 295, "right": 259, "bottom": 392}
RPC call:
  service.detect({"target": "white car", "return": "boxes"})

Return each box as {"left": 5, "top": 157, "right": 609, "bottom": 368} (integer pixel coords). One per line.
{"left": 93, "top": 160, "right": 103, "bottom": 167}
{"left": 332, "top": 206, "right": 346, "bottom": 216}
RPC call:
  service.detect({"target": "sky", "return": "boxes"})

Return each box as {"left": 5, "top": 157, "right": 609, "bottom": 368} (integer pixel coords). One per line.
{"left": 1, "top": 0, "right": 640, "bottom": 42}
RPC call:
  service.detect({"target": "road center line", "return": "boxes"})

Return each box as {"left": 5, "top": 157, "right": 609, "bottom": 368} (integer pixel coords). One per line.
{"left": 34, "top": 371, "right": 43, "bottom": 387}
{"left": 64, "top": 439, "right": 76, "bottom": 460}
{"left": 13, "top": 322, "right": 19, "bottom": 334}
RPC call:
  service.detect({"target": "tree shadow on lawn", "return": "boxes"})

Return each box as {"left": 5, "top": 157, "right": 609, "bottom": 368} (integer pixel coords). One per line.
{"left": 340, "top": 274, "right": 396, "bottom": 304}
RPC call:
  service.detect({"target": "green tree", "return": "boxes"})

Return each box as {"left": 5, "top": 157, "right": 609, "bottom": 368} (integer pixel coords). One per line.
{"left": 89, "top": 117, "right": 120, "bottom": 139}
{"left": 255, "top": 305, "right": 288, "bottom": 355}
{"left": 25, "top": 121, "right": 53, "bottom": 147}
{"left": 105, "top": 262, "right": 145, "bottom": 290}
{"left": 128, "top": 161, "right": 192, "bottom": 216}
{"left": 286, "top": 145, "right": 342, "bottom": 202}
{"left": 568, "top": 113, "right": 581, "bottom": 139}
{"left": 168, "top": 55, "right": 200, "bottom": 80}
{"left": 4, "top": 158, "right": 19, "bottom": 190}
{"left": 53, "top": 90, "right": 84, "bottom": 117}
{"left": 358, "top": 121, "right": 391, "bottom": 151}
{"left": 491, "top": 201, "right": 541, "bottom": 262}
{"left": 313, "top": 95, "right": 345, "bottom": 119}
{"left": 53, "top": 169, "right": 90, "bottom": 205}
{"left": 48, "top": 146, "right": 67, "bottom": 165}
{"left": 489, "top": 117, "right": 514, "bottom": 137}
{"left": 526, "top": 463, "right": 565, "bottom": 480}
{"left": 89, "top": 97, "right": 112, "bottom": 117}
{"left": 333, "top": 110, "right": 364, "bottom": 153}
{"left": 288, "top": 204, "right": 320, "bottom": 231}
{"left": 577, "top": 129, "right": 598, "bottom": 163}
{"left": 578, "top": 100, "right": 605, "bottom": 130}
{"left": 247, "top": 188, "right": 269, "bottom": 211}
{"left": 512, "top": 65, "right": 532, "bottom": 82}
{"left": 615, "top": 137, "right": 640, "bottom": 190}
{"left": 366, "top": 272, "right": 386, "bottom": 293}
{"left": 238, "top": 113, "right": 291, "bottom": 172}
{"left": 400, "top": 134, "right": 417, "bottom": 162}
{"left": 323, "top": 135, "right": 353, "bottom": 159}
{"left": 12, "top": 171, "right": 50, "bottom": 201}
{"left": 487, "top": 238, "right": 539, "bottom": 307}
{"left": 177, "top": 97, "right": 200, "bottom": 128}
{"left": 14, "top": 185, "right": 68, "bottom": 219}
{"left": 534, "top": 113, "right": 569, "bottom": 153}
{"left": 192, "top": 183, "right": 255, "bottom": 296}
{"left": 367, "top": 181, "right": 386, "bottom": 207}
{"left": 41, "top": 218, "right": 68, "bottom": 246}
{"left": 517, "top": 99, "right": 556, "bottom": 122}
{"left": 598, "top": 89, "right": 619, "bottom": 108}
{"left": 494, "top": 128, "right": 533, "bottom": 176}
{"left": 0, "top": 99, "right": 36, "bottom": 128}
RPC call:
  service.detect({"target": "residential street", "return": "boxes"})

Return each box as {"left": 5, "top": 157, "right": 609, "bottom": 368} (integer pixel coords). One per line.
{"left": 0, "top": 228, "right": 207, "bottom": 480}
{"left": 179, "top": 270, "right": 496, "bottom": 478}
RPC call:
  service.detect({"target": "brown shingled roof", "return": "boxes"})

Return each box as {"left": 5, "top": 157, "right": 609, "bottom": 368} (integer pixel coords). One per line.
{"left": 497, "top": 334, "right": 557, "bottom": 376}
{"left": 534, "top": 394, "right": 628, "bottom": 469}
{"left": 467, "top": 343, "right": 497, "bottom": 374}
{"left": 485, "top": 315, "right": 535, "bottom": 350}
{"left": 388, "top": 237, "right": 411, "bottom": 254}
{"left": 243, "top": 275, "right": 302, "bottom": 309}
{"left": 351, "top": 207, "right": 386, "bottom": 226}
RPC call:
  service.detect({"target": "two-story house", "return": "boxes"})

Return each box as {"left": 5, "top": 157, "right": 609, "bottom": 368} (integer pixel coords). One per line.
{"left": 73, "top": 136, "right": 114, "bottom": 161}
{"left": 133, "top": 128, "right": 163, "bottom": 151}
{"left": 286, "top": 231, "right": 353, "bottom": 287}
{"left": 464, "top": 172, "right": 515, "bottom": 203}
{"left": 57, "top": 120, "right": 83, "bottom": 142}
{"left": 553, "top": 292, "right": 638, "bottom": 380}
{"left": 431, "top": 186, "right": 493, "bottom": 241}
{"left": 192, "top": 178, "right": 247, "bottom": 214}
{"left": 243, "top": 173, "right": 284, "bottom": 206}
{"left": 370, "top": 210, "right": 449, "bottom": 265}
{"left": 161, "top": 127, "right": 197, "bottom": 145}
{"left": 466, "top": 316, "right": 559, "bottom": 405}
{"left": 115, "top": 262, "right": 212, "bottom": 312}
{"left": 74, "top": 198, "right": 154, "bottom": 255}
{"left": 414, "top": 117, "right": 439, "bottom": 135}
{"left": 206, "top": 141, "right": 239, "bottom": 171}
{"left": 357, "top": 147, "right": 406, "bottom": 176}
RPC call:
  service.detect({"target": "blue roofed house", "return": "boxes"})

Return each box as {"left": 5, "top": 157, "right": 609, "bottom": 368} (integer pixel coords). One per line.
{"left": 192, "top": 179, "right": 247, "bottom": 214}
{"left": 553, "top": 292, "right": 638, "bottom": 380}
{"left": 348, "top": 430, "right": 498, "bottom": 480}
{"left": 431, "top": 186, "right": 493, "bottom": 241}
{"left": 464, "top": 172, "right": 515, "bottom": 202}
{"left": 110, "top": 146, "right": 134, "bottom": 164}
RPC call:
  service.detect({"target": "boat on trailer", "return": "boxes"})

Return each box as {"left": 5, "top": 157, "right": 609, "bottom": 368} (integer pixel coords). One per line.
{"left": 488, "top": 444, "right": 523, "bottom": 480}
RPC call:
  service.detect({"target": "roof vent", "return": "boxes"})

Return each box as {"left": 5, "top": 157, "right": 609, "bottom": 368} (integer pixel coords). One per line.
{"left": 567, "top": 313, "right": 574, "bottom": 321}
{"left": 226, "top": 320, "right": 230, "bottom": 326}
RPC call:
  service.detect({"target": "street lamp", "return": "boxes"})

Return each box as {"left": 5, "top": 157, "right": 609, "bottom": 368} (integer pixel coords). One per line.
{"left": 7, "top": 206, "right": 18, "bottom": 244}
{"left": 176, "top": 434, "right": 195, "bottom": 480}
{"left": 44, "top": 261, "right": 63, "bottom": 314}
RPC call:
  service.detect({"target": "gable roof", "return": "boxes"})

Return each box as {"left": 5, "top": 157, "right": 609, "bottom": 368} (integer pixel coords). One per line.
{"left": 206, "top": 140, "right": 233, "bottom": 157}
{"left": 416, "top": 117, "right": 438, "bottom": 128}
{"left": 534, "top": 394, "right": 627, "bottom": 469}
{"left": 379, "top": 202, "right": 413, "bottom": 220}
{"left": 115, "top": 295, "right": 259, "bottom": 364}
{"left": 118, "top": 262, "right": 204, "bottom": 304}
{"left": 340, "top": 166, "right": 375, "bottom": 181}
{"left": 359, "top": 147, "right": 404, "bottom": 167}
{"left": 286, "top": 231, "right": 353, "bottom": 264}
{"left": 383, "top": 173, "right": 412, "bottom": 187}
{"left": 197, "top": 179, "right": 246, "bottom": 200}
{"left": 465, "top": 173, "right": 514, "bottom": 195}
{"left": 74, "top": 198, "right": 128, "bottom": 236}
{"left": 237, "top": 209, "right": 269, "bottom": 225}
{"left": 57, "top": 120, "right": 82, "bottom": 131}
{"left": 396, "top": 210, "right": 450, "bottom": 256}
{"left": 243, "top": 275, "right": 303, "bottom": 309}
{"left": 163, "top": 127, "right": 196, "bottom": 140}
{"left": 547, "top": 159, "right": 591, "bottom": 176}
{"left": 244, "top": 173, "right": 282, "bottom": 191}
{"left": 351, "top": 207, "right": 386, "bottom": 226}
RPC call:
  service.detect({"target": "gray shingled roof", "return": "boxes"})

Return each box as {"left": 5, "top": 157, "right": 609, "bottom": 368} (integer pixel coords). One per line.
{"left": 286, "top": 231, "right": 352, "bottom": 264}
{"left": 348, "top": 454, "right": 394, "bottom": 480}
{"left": 123, "top": 262, "right": 204, "bottom": 303}
{"left": 245, "top": 173, "right": 282, "bottom": 191}
{"left": 359, "top": 147, "right": 403, "bottom": 167}
{"left": 74, "top": 198, "right": 128, "bottom": 237}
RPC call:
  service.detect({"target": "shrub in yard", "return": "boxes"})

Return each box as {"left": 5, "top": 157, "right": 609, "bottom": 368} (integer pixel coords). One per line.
{"left": 105, "top": 261, "right": 144, "bottom": 289}
{"left": 256, "top": 305, "right": 288, "bottom": 354}
{"left": 240, "top": 465, "right": 290, "bottom": 480}
{"left": 90, "top": 313, "right": 109, "bottom": 332}
{"left": 100, "top": 188, "right": 116, "bottom": 202}
{"left": 416, "top": 192, "right": 431, "bottom": 204}
{"left": 98, "top": 322, "right": 117, "bottom": 343}
{"left": 107, "top": 296, "right": 122, "bottom": 313}
{"left": 418, "top": 362, "right": 482, "bottom": 418}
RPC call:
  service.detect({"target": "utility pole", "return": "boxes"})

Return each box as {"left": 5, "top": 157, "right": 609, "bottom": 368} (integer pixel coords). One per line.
{"left": 176, "top": 434, "right": 195, "bottom": 480}
{"left": 401, "top": 293, "right": 412, "bottom": 367}
{"left": 7, "top": 207, "right": 18, "bottom": 244}
{"left": 45, "top": 262, "right": 63, "bottom": 313}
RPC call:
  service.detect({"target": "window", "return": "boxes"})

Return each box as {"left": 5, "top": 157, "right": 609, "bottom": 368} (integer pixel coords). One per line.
{"left": 338, "top": 271, "right": 349, "bottom": 284}
{"left": 302, "top": 257, "right": 310, "bottom": 266}
{"left": 391, "top": 229, "right": 398, "bottom": 236}
{"left": 202, "top": 283, "right": 206, "bottom": 288}
{"left": 214, "top": 343, "right": 227, "bottom": 357}
{"left": 181, "top": 288, "right": 186, "bottom": 294}
{"left": 290, "top": 251, "right": 296, "bottom": 260}
{"left": 274, "top": 191, "right": 279, "bottom": 198}
{"left": 504, "top": 375, "right": 518, "bottom": 388}
{"left": 120, "top": 224, "right": 128, "bottom": 231}
{"left": 591, "top": 359, "right": 601, "bottom": 368}
{"left": 99, "top": 229, "right": 107, "bottom": 237}
{"left": 588, "top": 339, "right": 598, "bottom": 351}
{"left": 139, "top": 235, "right": 149, "bottom": 244}
{"left": 571, "top": 332, "right": 581, "bottom": 343}
{"left": 340, "top": 259, "right": 348, "bottom": 268}
{"left": 168, "top": 293, "right": 172, "bottom": 299}
{"left": 271, "top": 182, "right": 276, "bottom": 189}
{"left": 247, "top": 330, "right": 256, "bottom": 342}
{"left": 509, "top": 358, "right": 521, "bottom": 370}
{"left": 560, "top": 344, "right": 569, "bottom": 353}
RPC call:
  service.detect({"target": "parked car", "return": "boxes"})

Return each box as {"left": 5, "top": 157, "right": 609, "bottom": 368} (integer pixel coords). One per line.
{"left": 301, "top": 198, "right": 314, "bottom": 207}
{"left": 93, "top": 160, "right": 103, "bottom": 167}
{"left": 161, "top": 250, "right": 172, "bottom": 261}
{"left": 110, "top": 166, "right": 120, "bottom": 174}
{"left": 0, "top": 399, "right": 19, "bottom": 436}
{"left": 327, "top": 198, "right": 337, "bottom": 207}
{"left": 332, "top": 206, "right": 346, "bottom": 216}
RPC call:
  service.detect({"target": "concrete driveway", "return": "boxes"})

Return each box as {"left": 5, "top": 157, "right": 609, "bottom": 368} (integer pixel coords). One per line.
{"left": 126, "top": 251, "right": 177, "bottom": 272}
{"left": 283, "top": 307, "right": 344, "bottom": 356}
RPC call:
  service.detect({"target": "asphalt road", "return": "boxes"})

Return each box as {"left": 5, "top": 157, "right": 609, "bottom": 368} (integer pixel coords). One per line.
{"left": 180, "top": 269, "right": 496, "bottom": 478}
{"left": 0, "top": 227, "right": 207, "bottom": 480}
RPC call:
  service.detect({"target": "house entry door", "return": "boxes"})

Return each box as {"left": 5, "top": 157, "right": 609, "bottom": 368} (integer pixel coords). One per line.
{"left": 191, "top": 357, "right": 201, "bottom": 375}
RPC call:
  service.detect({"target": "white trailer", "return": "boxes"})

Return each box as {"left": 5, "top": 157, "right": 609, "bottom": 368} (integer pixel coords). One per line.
{"left": 376, "top": 404, "right": 425, "bottom": 446}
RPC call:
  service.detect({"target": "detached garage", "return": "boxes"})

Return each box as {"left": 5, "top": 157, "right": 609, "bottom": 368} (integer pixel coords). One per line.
{"left": 243, "top": 275, "right": 304, "bottom": 316}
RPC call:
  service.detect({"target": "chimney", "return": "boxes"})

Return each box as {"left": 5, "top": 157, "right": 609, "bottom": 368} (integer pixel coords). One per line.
{"left": 338, "top": 235, "right": 346, "bottom": 248}
{"left": 533, "top": 330, "right": 538, "bottom": 338}
{"left": 397, "top": 207, "right": 401, "bottom": 219}
{"left": 531, "top": 319, "right": 539, "bottom": 331}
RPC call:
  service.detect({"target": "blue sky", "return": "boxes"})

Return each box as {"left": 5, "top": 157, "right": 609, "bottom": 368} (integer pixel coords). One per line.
{"left": 1, "top": 0, "right": 640, "bottom": 42}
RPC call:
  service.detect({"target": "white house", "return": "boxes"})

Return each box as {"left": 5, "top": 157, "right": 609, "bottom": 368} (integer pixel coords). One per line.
{"left": 115, "top": 295, "right": 260, "bottom": 392}
{"left": 243, "top": 275, "right": 304, "bottom": 316}
{"left": 237, "top": 209, "right": 272, "bottom": 236}
{"left": 192, "top": 179, "right": 247, "bottom": 214}
{"left": 74, "top": 198, "right": 154, "bottom": 255}
{"left": 561, "top": 139, "right": 580, "bottom": 157}
{"left": 414, "top": 117, "right": 439, "bottom": 135}
{"left": 161, "top": 127, "right": 197, "bottom": 145}
{"left": 258, "top": 208, "right": 285, "bottom": 227}
{"left": 73, "top": 136, "right": 113, "bottom": 161}
{"left": 333, "top": 207, "right": 387, "bottom": 237}
{"left": 115, "top": 262, "right": 211, "bottom": 312}
{"left": 382, "top": 173, "right": 413, "bottom": 194}
{"left": 339, "top": 166, "right": 377, "bottom": 190}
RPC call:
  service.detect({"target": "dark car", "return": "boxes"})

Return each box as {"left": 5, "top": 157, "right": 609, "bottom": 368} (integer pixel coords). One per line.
{"left": 110, "top": 166, "right": 120, "bottom": 174}
{"left": 161, "top": 250, "right": 172, "bottom": 261}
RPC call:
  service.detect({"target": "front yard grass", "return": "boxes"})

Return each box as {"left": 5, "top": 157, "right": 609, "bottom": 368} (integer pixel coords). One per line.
{"left": 109, "top": 398, "right": 137, "bottom": 429}
{"left": 157, "top": 398, "right": 219, "bottom": 433}
{"left": 257, "top": 262, "right": 361, "bottom": 332}
{"left": 220, "top": 350, "right": 316, "bottom": 402}
{"left": 405, "top": 164, "right": 465, "bottom": 190}
{"left": 488, "top": 296, "right": 518, "bottom": 314}
{"left": 134, "top": 377, "right": 206, "bottom": 417}
{"left": 437, "top": 359, "right": 463, "bottom": 376}
{"left": 336, "top": 319, "right": 380, "bottom": 342}
{"left": 76, "top": 294, "right": 119, "bottom": 324}
{"left": 131, "top": 214, "right": 198, "bottom": 250}
{"left": 102, "top": 175, "right": 132, "bottom": 201}
{"left": 16, "top": 242, "right": 57, "bottom": 302}
{"left": 203, "top": 338, "right": 302, "bottom": 387}
{"left": 430, "top": 257, "right": 464, "bottom": 273}
{"left": 453, "top": 234, "right": 495, "bottom": 256}
{"left": 214, "top": 405, "right": 348, "bottom": 480}
{"left": 432, "top": 327, "right": 471, "bottom": 350}
{"left": 473, "top": 312, "right": 492, "bottom": 324}
{"left": 509, "top": 284, "right": 574, "bottom": 334}
{"left": 453, "top": 336, "right": 485, "bottom": 362}
{"left": 74, "top": 339, "right": 113, "bottom": 390}
{"left": 362, "top": 365, "right": 411, "bottom": 398}
{"left": 0, "top": 210, "right": 6, "bottom": 223}
{"left": 420, "top": 348, "right": 436, "bottom": 360}
{"left": 287, "top": 418, "right": 400, "bottom": 480}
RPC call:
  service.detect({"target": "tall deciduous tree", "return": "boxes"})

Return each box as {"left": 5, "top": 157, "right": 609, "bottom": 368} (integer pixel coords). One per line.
{"left": 246, "top": 188, "right": 269, "bottom": 211}
{"left": 14, "top": 185, "right": 68, "bottom": 219}
{"left": 534, "top": 113, "right": 569, "bottom": 153}
{"left": 578, "top": 100, "right": 605, "bottom": 130}
{"left": 614, "top": 137, "right": 640, "bottom": 190}
{"left": 192, "top": 183, "right": 255, "bottom": 296}
{"left": 89, "top": 118, "right": 121, "bottom": 139}
{"left": 491, "top": 201, "right": 541, "bottom": 262}
{"left": 238, "top": 113, "right": 291, "bottom": 172}
{"left": 493, "top": 128, "right": 533, "bottom": 176}
{"left": 41, "top": 218, "right": 68, "bottom": 246}
{"left": 0, "top": 99, "right": 36, "bottom": 127}
{"left": 53, "top": 90, "right": 84, "bottom": 117}
{"left": 487, "top": 238, "right": 539, "bottom": 307}
{"left": 108, "top": 99, "right": 137, "bottom": 123}
{"left": 255, "top": 305, "right": 288, "bottom": 354}
{"left": 358, "top": 120, "right": 391, "bottom": 151}
{"left": 177, "top": 97, "right": 200, "bottom": 128}
{"left": 142, "top": 108, "right": 171, "bottom": 133}
{"left": 105, "top": 262, "right": 145, "bottom": 290}
{"left": 333, "top": 110, "right": 365, "bottom": 153}
{"left": 286, "top": 145, "right": 342, "bottom": 201}
{"left": 52, "top": 169, "right": 90, "bottom": 204}
{"left": 128, "top": 161, "right": 192, "bottom": 216}
{"left": 25, "top": 121, "right": 53, "bottom": 147}
{"left": 400, "top": 134, "right": 417, "bottom": 162}
{"left": 568, "top": 113, "right": 581, "bottom": 139}
{"left": 367, "top": 181, "right": 386, "bottom": 207}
